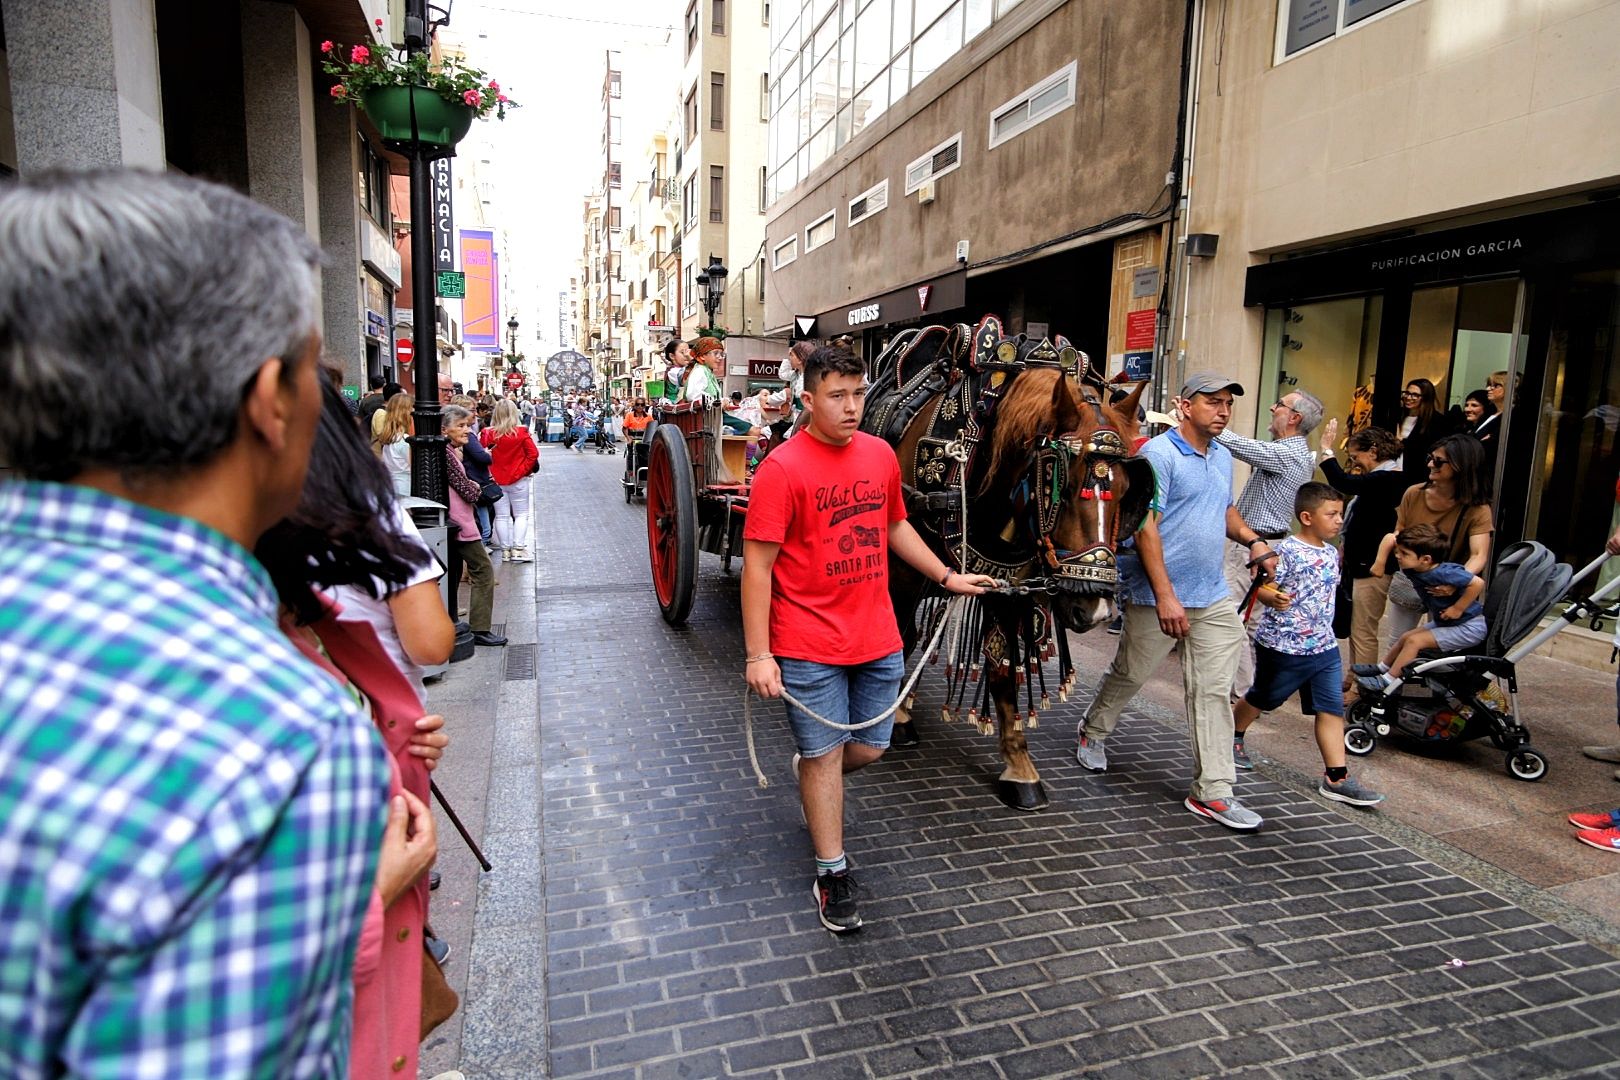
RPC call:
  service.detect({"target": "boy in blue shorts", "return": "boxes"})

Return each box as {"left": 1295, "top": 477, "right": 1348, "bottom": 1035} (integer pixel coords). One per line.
{"left": 1232, "top": 482, "right": 1386, "bottom": 807}
{"left": 1360, "top": 522, "right": 1487, "bottom": 695}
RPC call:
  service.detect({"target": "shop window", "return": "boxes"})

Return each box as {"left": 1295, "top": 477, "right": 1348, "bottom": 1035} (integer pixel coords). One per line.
{"left": 1276, "top": 0, "right": 1414, "bottom": 62}
{"left": 1401, "top": 280, "right": 1519, "bottom": 412}
{"left": 804, "top": 209, "right": 835, "bottom": 252}
{"left": 847, "top": 178, "right": 888, "bottom": 228}
{"left": 1524, "top": 270, "right": 1620, "bottom": 601}
{"left": 772, "top": 235, "right": 798, "bottom": 269}
{"left": 987, "top": 61, "right": 1076, "bottom": 150}
{"left": 904, "top": 132, "right": 962, "bottom": 195}
{"left": 1259, "top": 296, "right": 1382, "bottom": 447}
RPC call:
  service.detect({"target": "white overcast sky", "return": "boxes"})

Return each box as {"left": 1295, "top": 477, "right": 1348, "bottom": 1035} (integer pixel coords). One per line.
{"left": 447, "top": 0, "right": 683, "bottom": 354}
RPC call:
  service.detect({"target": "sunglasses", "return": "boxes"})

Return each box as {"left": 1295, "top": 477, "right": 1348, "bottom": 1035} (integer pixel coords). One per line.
{"left": 1426, "top": 454, "right": 1449, "bottom": 467}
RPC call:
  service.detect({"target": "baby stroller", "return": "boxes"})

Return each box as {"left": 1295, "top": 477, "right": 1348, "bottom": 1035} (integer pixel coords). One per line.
{"left": 1348, "top": 542, "right": 1620, "bottom": 781}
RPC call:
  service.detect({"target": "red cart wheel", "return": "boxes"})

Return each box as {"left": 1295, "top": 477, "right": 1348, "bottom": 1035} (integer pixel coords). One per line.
{"left": 646, "top": 423, "right": 697, "bottom": 626}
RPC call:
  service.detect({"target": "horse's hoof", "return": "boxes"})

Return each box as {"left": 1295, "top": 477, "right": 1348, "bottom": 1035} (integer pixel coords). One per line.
{"left": 996, "top": 779, "right": 1048, "bottom": 812}
{"left": 891, "top": 722, "right": 920, "bottom": 748}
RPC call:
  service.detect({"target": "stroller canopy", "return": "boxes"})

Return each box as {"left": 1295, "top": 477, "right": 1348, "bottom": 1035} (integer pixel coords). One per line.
{"left": 1480, "top": 542, "right": 1573, "bottom": 656}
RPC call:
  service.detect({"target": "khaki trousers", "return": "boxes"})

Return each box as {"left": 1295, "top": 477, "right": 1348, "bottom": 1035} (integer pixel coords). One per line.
{"left": 1223, "top": 542, "right": 1262, "bottom": 698}
{"left": 1081, "top": 600, "right": 1246, "bottom": 803}
{"left": 1348, "top": 574, "right": 1391, "bottom": 672}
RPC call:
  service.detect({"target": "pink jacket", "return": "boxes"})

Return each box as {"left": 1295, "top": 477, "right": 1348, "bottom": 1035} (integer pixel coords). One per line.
{"left": 284, "top": 600, "right": 433, "bottom": 1080}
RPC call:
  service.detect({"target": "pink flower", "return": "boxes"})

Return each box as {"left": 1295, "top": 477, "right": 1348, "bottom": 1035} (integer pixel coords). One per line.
{"left": 375, "top": 17, "right": 384, "bottom": 27}
{"left": 488, "top": 80, "right": 500, "bottom": 91}
{"left": 497, "top": 94, "right": 509, "bottom": 103}
{"left": 463, "top": 89, "right": 483, "bottom": 107}
{"left": 321, "top": 40, "right": 334, "bottom": 52}
{"left": 350, "top": 44, "right": 370, "bottom": 64}
{"left": 330, "top": 84, "right": 347, "bottom": 98}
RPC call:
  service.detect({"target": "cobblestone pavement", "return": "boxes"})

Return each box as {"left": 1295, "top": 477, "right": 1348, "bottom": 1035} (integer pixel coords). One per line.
{"left": 434, "top": 449, "right": 1620, "bottom": 1079}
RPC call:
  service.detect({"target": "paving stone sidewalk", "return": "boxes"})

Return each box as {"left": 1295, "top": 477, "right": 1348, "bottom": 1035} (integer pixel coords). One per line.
{"left": 441, "top": 450, "right": 1620, "bottom": 1079}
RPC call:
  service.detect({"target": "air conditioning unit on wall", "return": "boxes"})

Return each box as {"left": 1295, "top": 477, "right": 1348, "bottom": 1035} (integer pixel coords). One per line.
{"left": 917, "top": 180, "right": 936, "bottom": 205}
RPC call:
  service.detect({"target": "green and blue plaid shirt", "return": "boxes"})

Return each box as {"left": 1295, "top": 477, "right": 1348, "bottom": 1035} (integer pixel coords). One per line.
{"left": 0, "top": 481, "right": 390, "bottom": 1078}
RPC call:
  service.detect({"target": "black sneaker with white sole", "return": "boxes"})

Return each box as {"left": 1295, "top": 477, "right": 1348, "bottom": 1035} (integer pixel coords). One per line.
{"left": 812, "top": 870, "right": 862, "bottom": 932}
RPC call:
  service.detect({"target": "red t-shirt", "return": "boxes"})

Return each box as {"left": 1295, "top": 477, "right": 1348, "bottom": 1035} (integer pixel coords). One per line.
{"left": 743, "top": 431, "right": 906, "bottom": 664}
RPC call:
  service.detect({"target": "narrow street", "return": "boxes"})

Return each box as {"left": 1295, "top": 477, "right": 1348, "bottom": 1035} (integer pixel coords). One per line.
{"left": 422, "top": 448, "right": 1620, "bottom": 1080}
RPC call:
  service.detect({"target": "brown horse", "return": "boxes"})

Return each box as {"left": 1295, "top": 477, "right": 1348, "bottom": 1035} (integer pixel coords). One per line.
{"left": 887, "top": 362, "right": 1150, "bottom": 810}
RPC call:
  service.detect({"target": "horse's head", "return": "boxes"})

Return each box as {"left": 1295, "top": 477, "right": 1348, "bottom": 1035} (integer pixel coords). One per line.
{"left": 988, "top": 369, "right": 1153, "bottom": 633}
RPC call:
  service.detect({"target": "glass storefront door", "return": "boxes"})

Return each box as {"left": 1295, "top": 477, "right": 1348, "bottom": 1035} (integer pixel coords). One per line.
{"left": 1259, "top": 296, "right": 1381, "bottom": 450}
{"left": 1523, "top": 270, "right": 1620, "bottom": 599}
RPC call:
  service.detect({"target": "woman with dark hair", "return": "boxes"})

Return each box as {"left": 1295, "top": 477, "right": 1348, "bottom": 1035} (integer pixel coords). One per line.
{"left": 1371, "top": 431, "right": 1495, "bottom": 647}
{"left": 1396, "top": 377, "right": 1451, "bottom": 486}
{"left": 1316, "top": 422, "right": 1409, "bottom": 686}
{"left": 1465, "top": 387, "right": 1501, "bottom": 468}
{"left": 255, "top": 379, "right": 457, "bottom": 1080}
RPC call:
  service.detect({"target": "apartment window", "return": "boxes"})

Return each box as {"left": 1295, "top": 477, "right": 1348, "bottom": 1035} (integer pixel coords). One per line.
{"left": 759, "top": 166, "right": 768, "bottom": 213}
{"left": 847, "top": 178, "right": 888, "bottom": 227}
{"left": 756, "top": 256, "right": 766, "bottom": 302}
{"left": 762, "top": 0, "right": 769, "bottom": 23}
{"left": 760, "top": 73, "right": 770, "bottom": 122}
{"left": 607, "top": 161, "right": 621, "bottom": 189}
{"left": 685, "top": 0, "right": 699, "bottom": 54}
{"left": 903, "top": 133, "right": 962, "bottom": 195}
{"left": 709, "top": 166, "right": 725, "bottom": 223}
{"left": 1276, "top": 0, "right": 1412, "bottom": 60}
{"left": 684, "top": 86, "right": 698, "bottom": 145}
{"left": 804, "top": 209, "right": 835, "bottom": 252}
{"left": 608, "top": 70, "right": 622, "bottom": 99}
{"left": 608, "top": 206, "right": 621, "bottom": 231}
{"left": 988, "top": 61, "right": 1076, "bottom": 150}
{"left": 712, "top": 0, "right": 726, "bottom": 35}
{"left": 772, "top": 235, "right": 798, "bottom": 270}
{"left": 683, "top": 175, "right": 697, "bottom": 231}
{"left": 710, "top": 72, "right": 725, "bottom": 130}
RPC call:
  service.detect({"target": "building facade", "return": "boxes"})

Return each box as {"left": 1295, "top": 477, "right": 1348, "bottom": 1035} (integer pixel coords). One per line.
{"left": 762, "top": 0, "right": 1188, "bottom": 376}
{"left": 1177, "top": 0, "right": 1620, "bottom": 584}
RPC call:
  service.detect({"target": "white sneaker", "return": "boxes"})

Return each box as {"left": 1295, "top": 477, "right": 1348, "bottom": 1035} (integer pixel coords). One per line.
{"left": 511, "top": 549, "right": 534, "bottom": 563}
{"left": 1076, "top": 734, "right": 1107, "bottom": 771}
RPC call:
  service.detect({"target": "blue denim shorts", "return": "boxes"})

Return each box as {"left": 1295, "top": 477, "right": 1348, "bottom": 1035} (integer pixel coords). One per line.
{"left": 778, "top": 651, "right": 905, "bottom": 759}
{"left": 1429, "top": 615, "right": 1486, "bottom": 653}
{"left": 1245, "top": 644, "right": 1345, "bottom": 717}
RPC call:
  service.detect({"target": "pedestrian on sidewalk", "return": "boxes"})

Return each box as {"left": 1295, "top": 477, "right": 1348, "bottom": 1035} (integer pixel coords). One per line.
{"left": 443, "top": 404, "right": 506, "bottom": 647}
{"left": 0, "top": 169, "right": 390, "bottom": 1077}
{"left": 1580, "top": 523, "right": 1620, "bottom": 774}
{"left": 741, "top": 347, "right": 993, "bottom": 933}
{"left": 373, "top": 391, "right": 414, "bottom": 496}
{"left": 255, "top": 378, "right": 454, "bottom": 1079}
{"left": 1217, "top": 387, "right": 1323, "bottom": 700}
{"left": 481, "top": 399, "right": 539, "bottom": 563}
{"left": 1231, "top": 482, "right": 1386, "bottom": 807}
{"left": 1075, "top": 371, "right": 1278, "bottom": 832}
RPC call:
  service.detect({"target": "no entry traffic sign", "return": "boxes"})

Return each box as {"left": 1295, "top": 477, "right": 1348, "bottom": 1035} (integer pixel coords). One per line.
{"left": 396, "top": 337, "right": 415, "bottom": 365}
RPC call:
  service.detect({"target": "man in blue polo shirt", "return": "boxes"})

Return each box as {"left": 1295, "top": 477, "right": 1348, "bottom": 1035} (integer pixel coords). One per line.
{"left": 1075, "top": 372, "right": 1278, "bottom": 830}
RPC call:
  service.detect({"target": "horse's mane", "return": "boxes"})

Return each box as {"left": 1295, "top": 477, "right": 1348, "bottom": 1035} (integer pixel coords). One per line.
{"left": 982, "top": 368, "right": 1142, "bottom": 492}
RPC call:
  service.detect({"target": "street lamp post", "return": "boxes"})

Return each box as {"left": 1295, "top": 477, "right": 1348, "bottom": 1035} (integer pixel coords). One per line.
{"left": 696, "top": 255, "right": 727, "bottom": 335}
{"left": 507, "top": 315, "right": 519, "bottom": 358}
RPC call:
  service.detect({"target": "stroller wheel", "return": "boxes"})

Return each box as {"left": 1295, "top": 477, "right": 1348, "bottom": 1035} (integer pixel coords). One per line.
{"left": 1505, "top": 746, "right": 1548, "bottom": 782}
{"left": 1344, "top": 725, "right": 1376, "bottom": 757}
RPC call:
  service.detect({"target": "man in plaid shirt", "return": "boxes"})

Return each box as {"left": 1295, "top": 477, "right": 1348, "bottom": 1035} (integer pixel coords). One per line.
{"left": 0, "top": 171, "right": 390, "bottom": 1077}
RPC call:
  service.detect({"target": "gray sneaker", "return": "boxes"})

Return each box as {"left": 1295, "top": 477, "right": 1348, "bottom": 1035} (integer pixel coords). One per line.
{"left": 1076, "top": 734, "right": 1108, "bottom": 771}
{"left": 1581, "top": 745, "right": 1620, "bottom": 764}
{"left": 1318, "top": 774, "right": 1386, "bottom": 807}
{"left": 1184, "top": 795, "right": 1263, "bottom": 831}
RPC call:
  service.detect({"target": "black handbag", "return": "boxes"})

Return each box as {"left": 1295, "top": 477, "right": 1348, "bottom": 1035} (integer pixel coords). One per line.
{"left": 478, "top": 477, "right": 503, "bottom": 505}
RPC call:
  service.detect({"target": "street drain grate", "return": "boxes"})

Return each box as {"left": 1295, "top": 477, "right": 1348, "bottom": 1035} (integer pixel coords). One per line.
{"left": 504, "top": 643, "right": 537, "bottom": 681}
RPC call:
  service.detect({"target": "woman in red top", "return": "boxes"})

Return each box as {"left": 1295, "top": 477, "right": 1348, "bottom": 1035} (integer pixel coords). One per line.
{"left": 480, "top": 399, "right": 540, "bottom": 563}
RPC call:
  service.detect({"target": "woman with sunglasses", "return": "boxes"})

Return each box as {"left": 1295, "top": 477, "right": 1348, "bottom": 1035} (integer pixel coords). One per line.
{"left": 1396, "top": 378, "right": 1453, "bottom": 487}
{"left": 1370, "top": 432, "right": 1494, "bottom": 648}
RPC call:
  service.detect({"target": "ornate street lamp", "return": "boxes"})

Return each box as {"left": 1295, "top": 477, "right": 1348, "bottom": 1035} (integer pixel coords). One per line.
{"left": 696, "top": 255, "right": 727, "bottom": 334}
{"left": 507, "top": 315, "right": 519, "bottom": 357}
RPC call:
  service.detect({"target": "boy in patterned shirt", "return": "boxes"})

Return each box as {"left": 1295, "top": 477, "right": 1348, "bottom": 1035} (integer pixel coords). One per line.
{"left": 1232, "top": 482, "right": 1386, "bottom": 807}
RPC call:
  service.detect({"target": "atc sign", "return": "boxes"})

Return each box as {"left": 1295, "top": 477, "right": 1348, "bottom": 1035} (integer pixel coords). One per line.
{"left": 395, "top": 337, "right": 415, "bottom": 365}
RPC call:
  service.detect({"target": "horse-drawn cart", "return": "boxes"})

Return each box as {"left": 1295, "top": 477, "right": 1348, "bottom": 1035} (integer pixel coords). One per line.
{"left": 644, "top": 404, "right": 755, "bottom": 625}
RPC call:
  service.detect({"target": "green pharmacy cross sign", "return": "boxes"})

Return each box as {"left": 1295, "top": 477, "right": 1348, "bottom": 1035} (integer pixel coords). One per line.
{"left": 436, "top": 270, "right": 466, "bottom": 299}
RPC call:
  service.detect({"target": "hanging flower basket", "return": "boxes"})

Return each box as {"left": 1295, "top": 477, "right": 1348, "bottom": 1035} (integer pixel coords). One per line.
{"left": 360, "top": 85, "right": 475, "bottom": 146}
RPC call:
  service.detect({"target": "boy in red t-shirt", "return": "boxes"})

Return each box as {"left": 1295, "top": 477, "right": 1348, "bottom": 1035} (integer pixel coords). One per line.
{"left": 742, "top": 347, "right": 993, "bottom": 932}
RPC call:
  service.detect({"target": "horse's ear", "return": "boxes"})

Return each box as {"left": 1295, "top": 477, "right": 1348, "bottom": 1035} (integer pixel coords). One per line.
{"left": 1113, "top": 380, "right": 1148, "bottom": 444}
{"left": 1050, "top": 373, "right": 1083, "bottom": 432}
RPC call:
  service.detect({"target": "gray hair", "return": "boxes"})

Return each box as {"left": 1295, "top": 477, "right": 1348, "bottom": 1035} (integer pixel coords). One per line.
{"left": 1292, "top": 390, "right": 1324, "bottom": 436}
{"left": 0, "top": 169, "right": 321, "bottom": 480}
{"left": 441, "top": 404, "right": 472, "bottom": 426}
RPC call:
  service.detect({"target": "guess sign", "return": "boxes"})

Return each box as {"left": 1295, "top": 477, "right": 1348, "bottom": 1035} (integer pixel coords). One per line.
{"left": 847, "top": 304, "right": 881, "bottom": 327}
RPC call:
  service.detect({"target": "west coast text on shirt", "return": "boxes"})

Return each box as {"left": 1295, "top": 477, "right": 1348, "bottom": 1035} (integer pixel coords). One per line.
{"left": 743, "top": 432, "right": 906, "bottom": 664}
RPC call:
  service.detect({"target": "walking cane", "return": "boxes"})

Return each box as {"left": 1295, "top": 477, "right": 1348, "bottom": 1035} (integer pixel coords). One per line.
{"left": 430, "top": 780, "right": 492, "bottom": 872}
